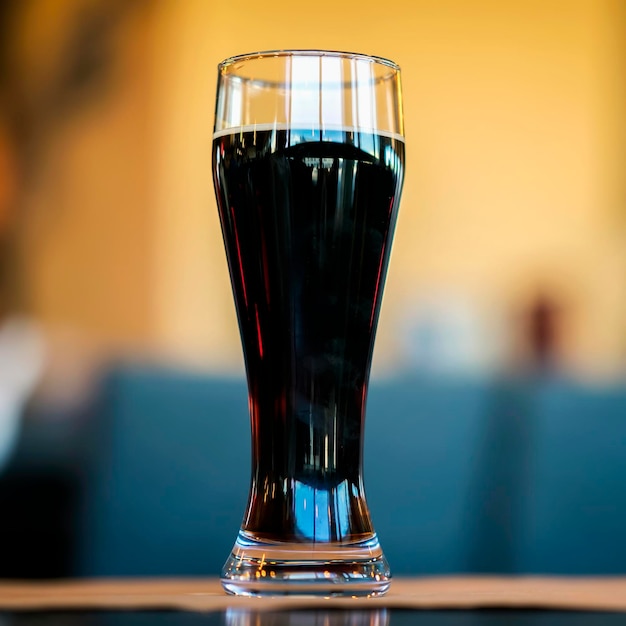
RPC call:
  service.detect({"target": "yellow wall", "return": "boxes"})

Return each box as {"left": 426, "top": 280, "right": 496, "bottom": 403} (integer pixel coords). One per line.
{"left": 13, "top": 0, "right": 626, "bottom": 378}
{"left": 11, "top": 3, "right": 158, "bottom": 351}
{"left": 149, "top": 0, "right": 626, "bottom": 377}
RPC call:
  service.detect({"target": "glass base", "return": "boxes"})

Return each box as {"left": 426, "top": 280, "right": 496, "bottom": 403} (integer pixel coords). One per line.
{"left": 221, "top": 530, "right": 391, "bottom": 597}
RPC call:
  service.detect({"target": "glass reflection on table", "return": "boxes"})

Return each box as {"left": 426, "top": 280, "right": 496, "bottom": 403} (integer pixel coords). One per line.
{"left": 225, "top": 609, "right": 389, "bottom": 626}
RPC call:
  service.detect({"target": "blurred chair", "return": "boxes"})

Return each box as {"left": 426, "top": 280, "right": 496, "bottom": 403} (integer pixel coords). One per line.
{"left": 76, "top": 366, "right": 250, "bottom": 576}
{"left": 516, "top": 384, "right": 626, "bottom": 573}
{"left": 75, "top": 365, "right": 626, "bottom": 576}
{"left": 367, "top": 378, "right": 626, "bottom": 574}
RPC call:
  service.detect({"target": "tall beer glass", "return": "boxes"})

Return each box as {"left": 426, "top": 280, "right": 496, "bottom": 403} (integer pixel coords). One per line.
{"left": 212, "top": 50, "right": 404, "bottom": 596}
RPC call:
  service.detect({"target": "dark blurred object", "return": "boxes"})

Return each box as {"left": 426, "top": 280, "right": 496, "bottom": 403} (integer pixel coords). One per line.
{"left": 509, "top": 288, "right": 569, "bottom": 376}
{"left": 0, "top": 396, "right": 95, "bottom": 578}
{"left": 525, "top": 293, "right": 562, "bottom": 372}
{"left": 0, "top": 469, "right": 77, "bottom": 578}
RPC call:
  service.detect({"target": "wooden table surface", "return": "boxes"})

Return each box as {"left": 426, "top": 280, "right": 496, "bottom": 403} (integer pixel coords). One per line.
{"left": 1, "top": 577, "right": 625, "bottom": 612}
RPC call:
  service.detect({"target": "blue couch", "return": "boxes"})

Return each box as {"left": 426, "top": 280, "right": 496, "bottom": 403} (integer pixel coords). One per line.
{"left": 75, "top": 365, "right": 626, "bottom": 577}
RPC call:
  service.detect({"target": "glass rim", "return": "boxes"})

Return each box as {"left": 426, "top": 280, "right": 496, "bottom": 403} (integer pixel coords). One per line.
{"left": 218, "top": 49, "right": 401, "bottom": 73}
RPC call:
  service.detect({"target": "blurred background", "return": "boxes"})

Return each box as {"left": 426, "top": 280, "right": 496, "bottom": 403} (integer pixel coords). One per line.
{"left": 0, "top": 0, "right": 625, "bottom": 580}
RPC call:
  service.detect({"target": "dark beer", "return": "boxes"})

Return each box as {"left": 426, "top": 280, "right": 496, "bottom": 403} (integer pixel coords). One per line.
{"left": 213, "top": 127, "right": 404, "bottom": 544}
